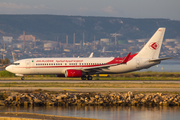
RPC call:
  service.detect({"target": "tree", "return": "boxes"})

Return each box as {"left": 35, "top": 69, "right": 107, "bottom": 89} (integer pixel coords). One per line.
{"left": 0, "top": 58, "right": 10, "bottom": 65}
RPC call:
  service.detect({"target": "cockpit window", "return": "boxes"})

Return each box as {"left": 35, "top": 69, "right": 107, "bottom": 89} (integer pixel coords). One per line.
{"left": 12, "top": 63, "right": 20, "bottom": 65}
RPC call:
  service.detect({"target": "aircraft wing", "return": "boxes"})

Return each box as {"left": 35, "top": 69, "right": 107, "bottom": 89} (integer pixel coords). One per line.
{"left": 81, "top": 53, "right": 131, "bottom": 72}
{"left": 148, "top": 57, "right": 173, "bottom": 62}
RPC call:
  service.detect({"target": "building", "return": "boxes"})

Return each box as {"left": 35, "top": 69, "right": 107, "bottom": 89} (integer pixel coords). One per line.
{"left": 44, "top": 42, "right": 56, "bottom": 51}
{"left": 18, "top": 35, "right": 35, "bottom": 41}
{"left": 3, "top": 36, "right": 13, "bottom": 43}
{"left": 100, "top": 38, "right": 110, "bottom": 43}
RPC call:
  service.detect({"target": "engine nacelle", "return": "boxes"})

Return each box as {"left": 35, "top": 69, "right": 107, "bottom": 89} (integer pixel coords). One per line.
{"left": 65, "top": 69, "right": 82, "bottom": 77}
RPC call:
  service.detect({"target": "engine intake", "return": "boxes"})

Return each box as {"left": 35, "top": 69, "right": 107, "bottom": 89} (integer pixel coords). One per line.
{"left": 65, "top": 69, "right": 82, "bottom": 77}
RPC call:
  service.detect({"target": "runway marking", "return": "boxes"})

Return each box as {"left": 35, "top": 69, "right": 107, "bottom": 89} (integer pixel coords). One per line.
{"left": 62, "top": 89, "right": 77, "bottom": 91}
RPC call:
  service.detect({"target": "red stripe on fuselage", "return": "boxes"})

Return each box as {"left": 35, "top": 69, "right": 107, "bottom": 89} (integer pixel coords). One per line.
{"left": 17, "top": 53, "right": 138, "bottom": 69}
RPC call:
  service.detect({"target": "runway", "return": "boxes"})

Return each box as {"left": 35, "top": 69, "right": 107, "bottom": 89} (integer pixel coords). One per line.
{"left": 1, "top": 87, "right": 180, "bottom": 92}
{"left": 0, "top": 80, "right": 180, "bottom": 83}
{"left": 0, "top": 80, "right": 179, "bottom": 92}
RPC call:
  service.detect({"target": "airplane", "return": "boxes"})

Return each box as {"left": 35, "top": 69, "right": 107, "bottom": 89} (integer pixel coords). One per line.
{"left": 6, "top": 28, "right": 172, "bottom": 80}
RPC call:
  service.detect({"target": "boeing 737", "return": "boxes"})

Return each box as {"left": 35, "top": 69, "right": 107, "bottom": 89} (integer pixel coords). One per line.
{"left": 6, "top": 28, "right": 172, "bottom": 80}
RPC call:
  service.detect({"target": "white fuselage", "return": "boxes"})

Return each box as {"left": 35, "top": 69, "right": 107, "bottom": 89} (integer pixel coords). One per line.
{"left": 5, "top": 28, "right": 168, "bottom": 79}
{"left": 5, "top": 57, "right": 159, "bottom": 76}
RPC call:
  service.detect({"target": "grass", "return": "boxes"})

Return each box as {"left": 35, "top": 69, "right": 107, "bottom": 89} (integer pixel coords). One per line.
{"left": 1, "top": 82, "right": 180, "bottom": 88}
{"left": 0, "top": 71, "right": 15, "bottom": 77}
{"left": 1, "top": 71, "right": 180, "bottom": 89}
{"left": 1, "top": 71, "right": 180, "bottom": 80}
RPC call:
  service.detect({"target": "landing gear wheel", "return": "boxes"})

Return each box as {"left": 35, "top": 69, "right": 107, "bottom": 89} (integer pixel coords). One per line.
{"left": 87, "top": 76, "right": 93, "bottom": 80}
{"left": 81, "top": 75, "right": 86, "bottom": 80}
{"left": 21, "top": 77, "right": 24, "bottom": 80}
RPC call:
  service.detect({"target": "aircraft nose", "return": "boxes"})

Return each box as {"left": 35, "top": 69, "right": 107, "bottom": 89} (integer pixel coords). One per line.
{"left": 5, "top": 65, "right": 12, "bottom": 72}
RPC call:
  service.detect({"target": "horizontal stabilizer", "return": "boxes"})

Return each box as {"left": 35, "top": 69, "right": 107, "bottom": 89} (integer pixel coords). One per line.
{"left": 119, "top": 52, "right": 131, "bottom": 64}
{"left": 149, "top": 57, "right": 173, "bottom": 62}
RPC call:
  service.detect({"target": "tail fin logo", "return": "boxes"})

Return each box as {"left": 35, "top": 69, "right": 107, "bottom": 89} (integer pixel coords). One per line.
{"left": 149, "top": 42, "right": 159, "bottom": 50}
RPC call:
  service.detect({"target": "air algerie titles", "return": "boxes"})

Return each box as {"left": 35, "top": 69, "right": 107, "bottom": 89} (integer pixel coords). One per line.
{"left": 36, "top": 60, "right": 83, "bottom": 62}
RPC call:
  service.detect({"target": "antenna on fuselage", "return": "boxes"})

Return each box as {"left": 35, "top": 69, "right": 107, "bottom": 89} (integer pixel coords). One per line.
{"left": 89, "top": 52, "right": 93, "bottom": 58}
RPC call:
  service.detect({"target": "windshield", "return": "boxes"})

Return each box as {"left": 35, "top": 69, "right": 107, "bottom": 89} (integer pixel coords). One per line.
{"left": 12, "top": 63, "right": 20, "bottom": 65}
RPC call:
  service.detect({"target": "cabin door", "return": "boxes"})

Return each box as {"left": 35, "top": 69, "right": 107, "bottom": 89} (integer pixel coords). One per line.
{"left": 136, "top": 59, "right": 140, "bottom": 68}
{"left": 25, "top": 60, "right": 30, "bottom": 69}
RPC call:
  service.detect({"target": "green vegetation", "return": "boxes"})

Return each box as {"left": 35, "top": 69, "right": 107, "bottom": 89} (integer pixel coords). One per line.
{"left": 1, "top": 70, "right": 180, "bottom": 80}
{"left": 1, "top": 71, "right": 180, "bottom": 89}
{"left": 0, "top": 71, "right": 15, "bottom": 77}
{"left": 0, "top": 58, "right": 10, "bottom": 65}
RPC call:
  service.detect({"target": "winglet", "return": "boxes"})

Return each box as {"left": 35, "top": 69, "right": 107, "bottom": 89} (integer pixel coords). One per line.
{"left": 119, "top": 52, "right": 131, "bottom": 64}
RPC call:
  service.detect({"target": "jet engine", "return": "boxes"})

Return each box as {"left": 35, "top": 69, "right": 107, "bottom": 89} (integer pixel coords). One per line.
{"left": 65, "top": 69, "right": 83, "bottom": 77}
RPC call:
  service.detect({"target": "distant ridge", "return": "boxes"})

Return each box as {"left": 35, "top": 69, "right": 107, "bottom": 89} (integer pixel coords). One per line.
{"left": 0, "top": 14, "right": 180, "bottom": 43}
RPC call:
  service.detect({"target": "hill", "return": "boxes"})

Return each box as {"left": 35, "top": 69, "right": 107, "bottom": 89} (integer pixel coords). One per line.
{"left": 0, "top": 15, "right": 180, "bottom": 43}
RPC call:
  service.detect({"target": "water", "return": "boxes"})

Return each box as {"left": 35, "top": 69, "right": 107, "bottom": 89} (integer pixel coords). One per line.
{"left": 141, "top": 60, "right": 180, "bottom": 72}
{"left": 0, "top": 106, "right": 180, "bottom": 120}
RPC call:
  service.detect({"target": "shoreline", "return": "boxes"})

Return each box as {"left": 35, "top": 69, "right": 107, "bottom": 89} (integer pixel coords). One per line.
{"left": 0, "top": 112, "right": 99, "bottom": 120}
{"left": 1, "top": 90, "right": 180, "bottom": 107}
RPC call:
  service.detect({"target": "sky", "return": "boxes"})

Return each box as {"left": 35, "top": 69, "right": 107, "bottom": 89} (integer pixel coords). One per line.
{"left": 0, "top": 0, "right": 180, "bottom": 20}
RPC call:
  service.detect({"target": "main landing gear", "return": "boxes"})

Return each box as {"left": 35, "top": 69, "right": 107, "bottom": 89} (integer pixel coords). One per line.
{"left": 21, "top": 76, "right": 24, "bottom": 80}
{"left": 81, "top": 75, "right": 93, "bottom": 80}
{"left": 87, "top": 76, "right": 92, "bottom": 80}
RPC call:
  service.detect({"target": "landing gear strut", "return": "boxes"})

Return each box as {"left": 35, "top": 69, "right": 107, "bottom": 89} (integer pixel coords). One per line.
{"left": 21, "top": 76, "right": 24, "bottom": 80}
{"left": 81, "top": 75, "right": 86, "bottom": 80}
{"left": 81, "top": 75, "right": 93, "bottom": 80}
